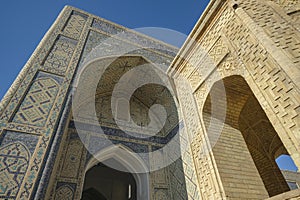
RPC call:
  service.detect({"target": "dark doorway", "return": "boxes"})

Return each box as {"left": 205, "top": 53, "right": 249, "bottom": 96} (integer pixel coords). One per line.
{"left": 82, "top": 162, "right": 137, "bottom": 200}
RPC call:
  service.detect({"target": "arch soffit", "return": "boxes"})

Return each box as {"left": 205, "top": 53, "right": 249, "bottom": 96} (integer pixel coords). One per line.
{"left": 85, "top": 144, "right": 148, "bottom": 174}
{"left": 74, "top": 54, "right": 167, "bottom": 89}
{"left": 72, "top": 54, "right": 178, "bottom": 111}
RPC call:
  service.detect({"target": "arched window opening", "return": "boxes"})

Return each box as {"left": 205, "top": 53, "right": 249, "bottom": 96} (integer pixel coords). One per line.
{"left": 276, "top": 155, "right": 299, "bottom": 190}
{"left": 276, "top": 155, "right": 298, "bottom": 172}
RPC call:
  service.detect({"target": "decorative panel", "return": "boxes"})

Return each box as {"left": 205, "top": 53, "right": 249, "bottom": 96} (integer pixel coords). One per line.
{"left": 0, "top": 143, "right": 30, "bottom": 199}
{"left": 12, "top": 72, "right": 62, "bottom": 127}
{"left": 0, "top": 131, "right": 39, "bottom": 199}
{"left": 63, "top": 11, "right": 88, "bottom": 40}
{"left": 42, "top": 36, "right": 77, "bottom": 75}
{"left": 60, "top": 139, "right": 84, "bottom": 178}
{"left": 54, "top": 183, "right": 76, "bottom": 200}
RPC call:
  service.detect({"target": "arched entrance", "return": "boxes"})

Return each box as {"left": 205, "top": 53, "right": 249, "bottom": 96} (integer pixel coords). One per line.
{"left": 82, "top": 145, "right": 150, "bottom": 200}
{"left": 202, "top": 75, "right": 297, "bottom": 198}
{"left": 82, "top": 162, "right": 137, "bottom": 200}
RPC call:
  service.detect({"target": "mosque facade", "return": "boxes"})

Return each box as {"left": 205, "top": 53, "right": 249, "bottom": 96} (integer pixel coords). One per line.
{"left": 0, "top": 0, "right": 299, "bottom": 199}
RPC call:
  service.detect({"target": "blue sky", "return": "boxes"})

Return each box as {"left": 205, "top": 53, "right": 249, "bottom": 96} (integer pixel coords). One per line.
{"left": 0, "top": 0, "right": 210, "bottom": 98}
{"left": 0, "top": 1, "right": 297, "bottom": 172}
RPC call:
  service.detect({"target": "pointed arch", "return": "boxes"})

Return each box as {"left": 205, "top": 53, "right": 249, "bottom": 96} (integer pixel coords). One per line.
{"left": 84, "top": 144, "right": 150, "bottom": 200}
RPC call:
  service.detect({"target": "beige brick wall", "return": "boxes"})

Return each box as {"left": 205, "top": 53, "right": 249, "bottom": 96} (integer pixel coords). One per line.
{"left": 169, "top": 0, "right": 300, "bottom": 199}
{"left": 204, "top": 112, "right": 269, "bottom": 199}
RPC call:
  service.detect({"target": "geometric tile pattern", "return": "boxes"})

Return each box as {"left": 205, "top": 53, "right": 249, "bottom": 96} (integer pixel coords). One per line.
{"left": 208, "top": 37, "right": 229, "bottom": 65}
{"left": 241, "top": 0, "right": 300, "bottom": 65}
{"left": 54, "top": 185, "right": 74, "bottom": 200}
{"left": 42, "top": 36, "right": 77, "bottom": 75}
{"left": 15, "top": 8, "right": 91, "bottom": 199}
{"left": 187, "top": 37, "right": 229, "bottom": 90}
{"left": 0, "top": 7, "right": 87, "bottom": 199}
{"left": 12, "top": 77, "right": 59, "bottom": 127}
{"left": 78, "top": 27, "right": 176, "bottom": 70}
{"left": 168, "top": 158, "right": 189, "bottom": 200}
{"left": 63, "top": 12, "right": 87, "bottom": 40}
{"left": 0, "top": 131, "right": 39, "bottom": 155}
{"left": 92, "top": 18, "right": 177, "bottom": 58}
{"left": 60, "top": 139, "right": 84, "bottom": 179}
{"left": 0, "top": 142, "right": 30, "bottom": 199}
